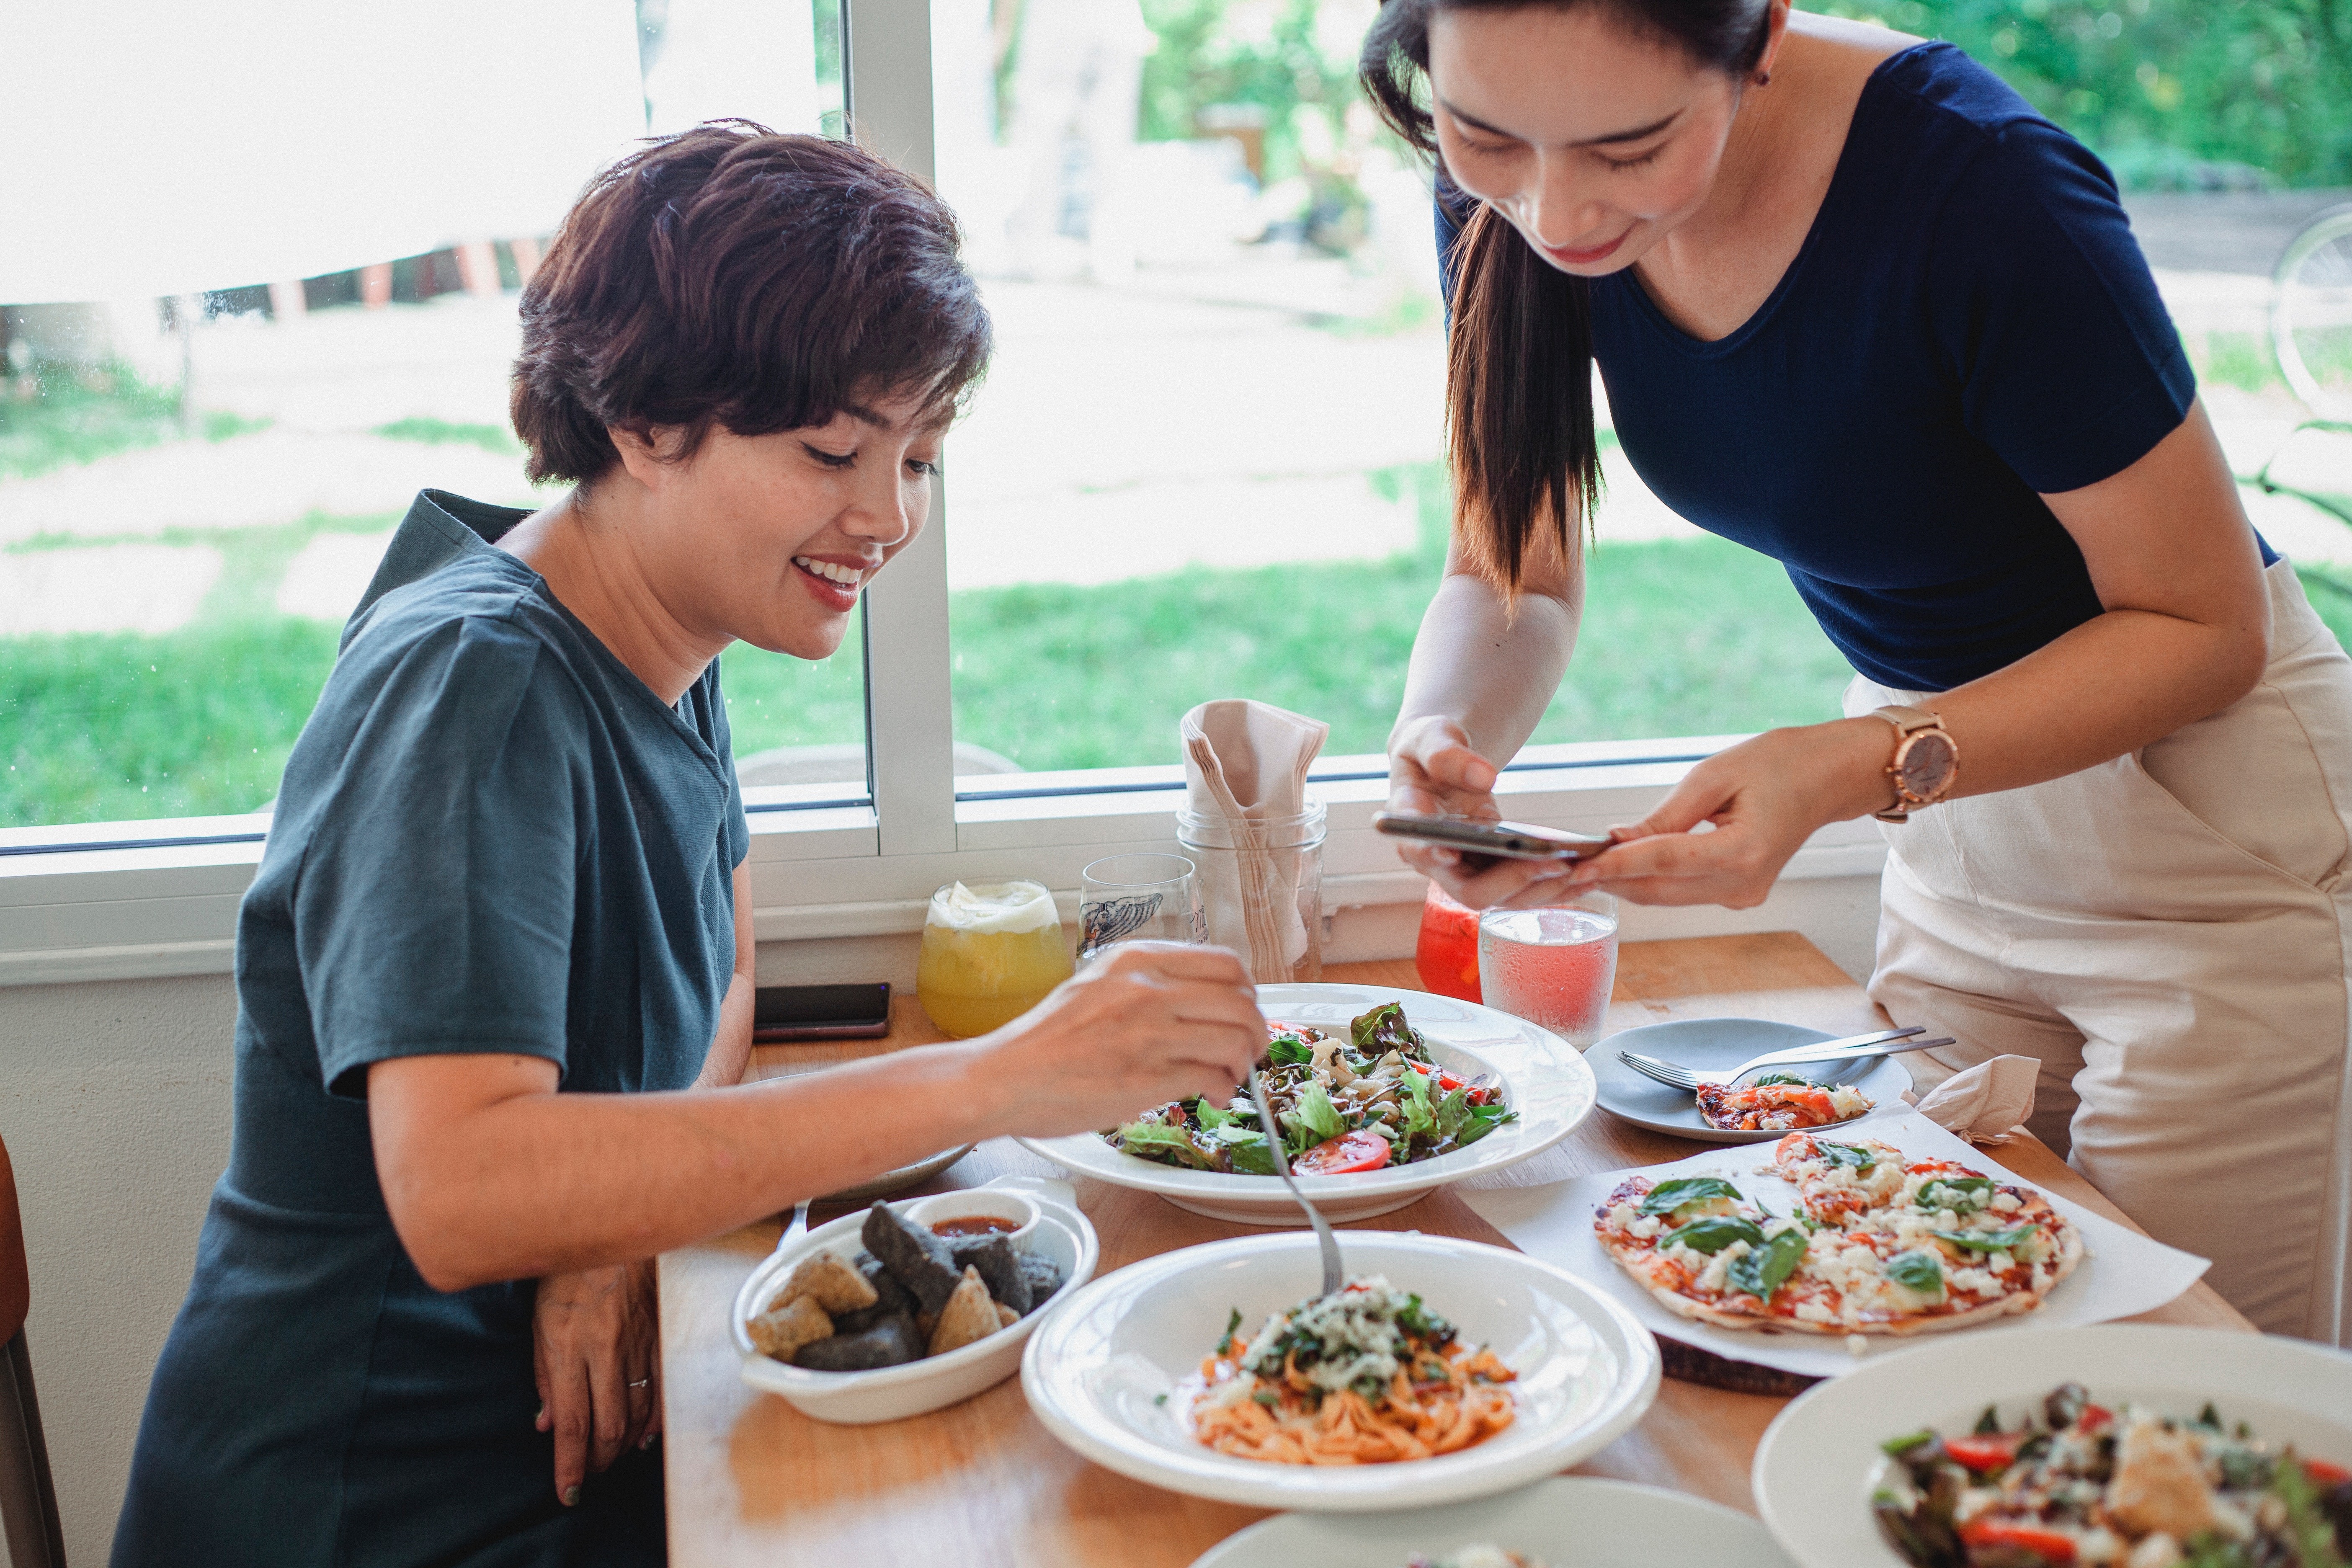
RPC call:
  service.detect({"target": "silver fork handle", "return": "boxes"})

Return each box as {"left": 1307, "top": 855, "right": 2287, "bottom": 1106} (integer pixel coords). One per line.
{"left": 1249, "top": 1070, "right": 1344, "bottom": 1297}
{"left": 1746, "top": 1035, "right": 1940, "bottom": 1072}
{"left": 1738, "top": 1026, "right": 1922, "bottom": 1071}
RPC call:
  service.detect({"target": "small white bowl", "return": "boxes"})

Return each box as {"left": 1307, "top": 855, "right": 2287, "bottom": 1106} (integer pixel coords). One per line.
{"left": 1021, "top": 1229, "right": 1661, "bottom": 1513}
{"left": 903, "top": 1186, "right": 1041, "bottom": 1245}
{"left": 733, "top": 1176, "right": 1098, "bottom": 1426}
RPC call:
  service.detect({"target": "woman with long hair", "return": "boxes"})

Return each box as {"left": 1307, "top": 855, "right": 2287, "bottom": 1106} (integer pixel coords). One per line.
{"left": 1366, "top": 0, "right": 2350, "bottom": 1343}
{"left": 111, "top": 124, "right": 1264, "bottom": 1565}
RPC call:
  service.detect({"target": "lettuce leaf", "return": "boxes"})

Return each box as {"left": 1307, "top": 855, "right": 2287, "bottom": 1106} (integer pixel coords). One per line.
{"left": 1284, "top": 1081, "right": 1346, "bottom": 1147}
{"left": 1114, "top": 1121, "right": 1215, "bottom": 1170}
{"left": 1399, "top": 1067, "right": 1437, "bottom": 1141}
{"left": 1192, "top": 1099, "right": 1238, "bottom": 1131}
{"left": 1210, "top": 1123, "right": 1279, "bottom": 1175}
{"left": 1349, "top": 1002, "right": 1423, "bottom": 1056}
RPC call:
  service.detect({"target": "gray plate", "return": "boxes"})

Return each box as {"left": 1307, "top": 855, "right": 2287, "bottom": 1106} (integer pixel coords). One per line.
{"left": 818, "top": 1143, "right": 976, "bottom": 1203}
{"left": 1591, "top": 1017, "right": 1913, "bottom": 1145}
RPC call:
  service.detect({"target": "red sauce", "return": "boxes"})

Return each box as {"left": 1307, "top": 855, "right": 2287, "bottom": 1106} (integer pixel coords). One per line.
{"left": 930, "top": 1215, "right": 1016, "bottom": 1238}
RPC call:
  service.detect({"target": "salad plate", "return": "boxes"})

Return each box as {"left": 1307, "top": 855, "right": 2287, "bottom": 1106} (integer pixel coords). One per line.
{"left": 1021, "top": 1230, "right": 1661, "bottom": 1513}
{"left": 1751, "top": 1323, "right": 2352, "bottom": 1567}
{"left": 733, "top": 1175, "right": 1099, "bottom": 1425}
{"left": 1592, "top": 1019, "right": 1911, "bottom": 1146}
{"left": 1189, "top": 1476, "right": 1797, "bottom": 1567}
{"left": 1017, "top": 983, "right": 1598, "bottom": 1224}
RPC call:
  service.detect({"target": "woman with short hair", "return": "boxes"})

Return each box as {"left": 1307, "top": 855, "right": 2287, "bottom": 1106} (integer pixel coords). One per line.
{"left": 1368, "top": 0, "right": 2352, "bottom": 1344}
{"left": 113, "top": 124, "right": 1264, "bottom": 1565}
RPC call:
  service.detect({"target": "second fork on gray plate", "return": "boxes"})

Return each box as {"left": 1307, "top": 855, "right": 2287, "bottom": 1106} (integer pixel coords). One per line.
{"left": 1617, "top": 1026, "right": 1950, "bottom": 1092}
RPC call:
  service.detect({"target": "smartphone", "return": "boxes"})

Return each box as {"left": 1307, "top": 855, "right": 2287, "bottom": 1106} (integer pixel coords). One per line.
{"left": 1372, "top": 812, "right": 1613, "bottom": 865}
{"left": 752, "top": 983, "right": 892, "bottom": 1042}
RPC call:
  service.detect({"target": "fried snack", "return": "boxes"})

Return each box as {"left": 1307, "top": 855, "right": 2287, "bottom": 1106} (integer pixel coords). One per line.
{"left": 1017, "top": 1250, "right": 1064, "bottom": 1307}
{"left": 861, "top": 1202, "right": 964, "bottom": 1313}
{"left": 995, "top": 1302, "right": 1019, "bottom": 1328}
{"left": 794, "top": 1313, "right": 923, "bottom": 1371}
{"left": 927, "top": 1267, "right": 1001, "bottom": 1356}
{"left": 748, "top": 1294, "right": 832, "bottom": 1362}
{"left": 833, "top": 1250, "right": 918, "bottom": 1334}
{"left": 779, "top": 1251, "right": 879, "bottom": 1316}
{"left": 948, "top": 1232, "right": 1032, "bottom": 1315}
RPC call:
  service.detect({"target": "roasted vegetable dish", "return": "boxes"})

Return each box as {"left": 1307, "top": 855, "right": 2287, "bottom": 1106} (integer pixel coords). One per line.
{"left": 1104, "top": 1002, "right": 1516, "bottom": 1177}
{"left": 1875, "top": 1382, "right": 2352, "bottom": 1567}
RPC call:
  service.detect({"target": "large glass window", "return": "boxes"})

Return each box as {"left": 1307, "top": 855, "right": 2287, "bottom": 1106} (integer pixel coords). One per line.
{"left": 0, "top": 1, "right": 861, "bottom": 832}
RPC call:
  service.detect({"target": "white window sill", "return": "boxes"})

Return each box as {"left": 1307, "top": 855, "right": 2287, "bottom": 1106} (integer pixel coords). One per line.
{"left": 0, "top": 738, "right": 1889, "bottom": 986}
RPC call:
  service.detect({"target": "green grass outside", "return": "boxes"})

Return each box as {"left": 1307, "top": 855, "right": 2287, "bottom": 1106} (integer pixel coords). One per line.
{"left": 0, "top": 370, "right": 271, "bottom": 481}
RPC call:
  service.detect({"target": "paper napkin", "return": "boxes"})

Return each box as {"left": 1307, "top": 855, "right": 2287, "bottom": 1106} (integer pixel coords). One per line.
{"left": 1461, "top": 1111, "right": 2211, "bottom": 1379}
{"left": 1180, "top": 699, "right": 1327, "bottom": 981}
{"left": 1912, "top": 1054, "right": 2041, "bottom": 1145}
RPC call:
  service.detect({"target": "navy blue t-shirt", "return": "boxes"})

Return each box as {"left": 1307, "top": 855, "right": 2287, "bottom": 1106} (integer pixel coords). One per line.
{"left": 114, "top": 491, "right": 749, "bottom": 1567}
{"left": 1437, "top": 41, "right": 2272, "bottom": 693}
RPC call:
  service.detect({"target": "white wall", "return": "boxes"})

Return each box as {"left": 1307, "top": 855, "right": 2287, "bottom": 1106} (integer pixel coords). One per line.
{"left": 0, "top": 880, "right": 1879, "bottom": 1567}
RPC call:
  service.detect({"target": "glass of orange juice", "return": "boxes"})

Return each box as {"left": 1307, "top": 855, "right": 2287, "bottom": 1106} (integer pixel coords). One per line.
{"left": 915, "top": 880, "right": 1073, "bottom": 1038}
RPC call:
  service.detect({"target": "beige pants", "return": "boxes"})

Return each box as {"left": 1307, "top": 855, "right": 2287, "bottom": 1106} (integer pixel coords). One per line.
{"left": 1850, "top": 560, "right": 2352, "bottom": 1344}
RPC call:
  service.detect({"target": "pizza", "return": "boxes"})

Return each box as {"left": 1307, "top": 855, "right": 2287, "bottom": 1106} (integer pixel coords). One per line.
{"left": 1591, "top": 1133, "right": 2083, "bottom": 1336}
{"left": 1694, "top": 1077, "right": 1874, "bottom": 1132}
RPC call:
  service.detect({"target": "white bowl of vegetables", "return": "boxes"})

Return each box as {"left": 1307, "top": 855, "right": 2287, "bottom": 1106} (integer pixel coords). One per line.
{"left": 1016, "top": 983, "right": 1599, "bottom": 1225}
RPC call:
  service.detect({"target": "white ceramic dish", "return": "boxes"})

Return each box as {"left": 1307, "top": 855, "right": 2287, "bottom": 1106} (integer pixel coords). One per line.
{"left": 1751, "top": 1323, "right": 2352, "bottom": 1568}
{"left": 1591, "top": 1018, "right": 1911, "bottom": 1145}
{"left": 733, "top": 1175, "right": 1098, "bottom": 1425}
{"left": 1018, "top": 983, "right": 1598, "bottom": 1224}
{"left": 1190, "top": 1476, "right": 1798, "bottom": 1568}
{"left": 1021, "top": 1230, "right": 1661, "bottom": 1514}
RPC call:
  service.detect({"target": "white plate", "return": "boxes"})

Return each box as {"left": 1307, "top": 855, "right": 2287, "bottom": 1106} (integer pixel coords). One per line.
{"left": 732, "top": 1176, "right": 1099, "bottom": 1425}
{"left": 1018, "top": 983, "right": 1598, "bottom": 1224}
{"left": 1751, "top": 1323, "right": 2352, "bottom": 1567}
{"left": 1021, "top": 1230, "right": 1661, "bottom": 1513}
{"left": 1190, "top": 1476, "right": 1797, "bottom": 1567}
{"left": 1591, "top": 1019, "right": 1911, "bottom": 1145}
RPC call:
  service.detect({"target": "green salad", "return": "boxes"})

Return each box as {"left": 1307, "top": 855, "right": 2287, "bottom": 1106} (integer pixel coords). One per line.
{"left": 1103, "top": 1002, "right": 1516, "bottom": 1177}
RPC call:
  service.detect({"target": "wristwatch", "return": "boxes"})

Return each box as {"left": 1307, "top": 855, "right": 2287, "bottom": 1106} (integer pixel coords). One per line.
{"left": 1869, "top": 705, "right": 1958, "bottom": 823}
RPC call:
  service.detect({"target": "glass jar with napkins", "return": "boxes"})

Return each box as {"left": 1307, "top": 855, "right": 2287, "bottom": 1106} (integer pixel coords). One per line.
{"left": 1174, "top": 699, "right": 1330, "bottom": 984}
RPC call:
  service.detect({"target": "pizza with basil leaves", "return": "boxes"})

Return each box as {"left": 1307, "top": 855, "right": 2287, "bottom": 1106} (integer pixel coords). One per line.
{"left": 1591, "top": 1135, "right": 2082, "bottom": 1336}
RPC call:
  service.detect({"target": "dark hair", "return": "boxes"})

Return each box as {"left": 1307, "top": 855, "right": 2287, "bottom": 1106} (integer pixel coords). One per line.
{"left": 511, "top": 121, "right": 993, "bottom": 485}
{"left": 1360, "top": 1, "right": 1769, "bottom": 589}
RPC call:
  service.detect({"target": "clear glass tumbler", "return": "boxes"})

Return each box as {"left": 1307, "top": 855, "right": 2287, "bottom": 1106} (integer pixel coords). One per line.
{"left": 1077, "top": 853, "right": 1205, "bottom": 967}
{"left": 1477, "top": 892, "right": 1620, "bottom": 1049}
{"left": 915, "top": 879, "right": 1073, "bottom": 1038}
{"left": 1413, "top": 881, "right": 1483, "bottom": 1003}
{"left": 1174, "top": 797, "right": 1326, "bottom": 984}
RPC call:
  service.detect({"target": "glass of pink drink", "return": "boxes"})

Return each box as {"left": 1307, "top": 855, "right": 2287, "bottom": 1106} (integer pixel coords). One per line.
{"left": 1476, "top": 893, "right": 1620, "bottom": 1049}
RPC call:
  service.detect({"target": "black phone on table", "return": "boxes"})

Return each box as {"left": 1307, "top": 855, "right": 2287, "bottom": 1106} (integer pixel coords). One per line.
{"left": 752, "top": 983, "right": 892, "bottom": 1042}
{"left": 1371, "top": 812, "right": 1614, "bottom": 868}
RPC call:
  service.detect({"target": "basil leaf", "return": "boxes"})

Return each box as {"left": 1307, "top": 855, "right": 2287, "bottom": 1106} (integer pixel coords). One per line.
{"left": 1457, "top": 1102, "right": 1517, "bottom": 1148}
{"left": 1813, "top": 1139, "right": 1877, "bottom": 1171}
{"left": 1265, "top": 1034, "right": 1314, "bottom": 1068}
{"left": 1725, "top": 1227, "right": 1810, "bottom": 1302}
{"left": 1885, "top": 1250, "right": 1946, "bottom": 1296}
{"left": 1914, "top": 1176, "right": 1994, "bottom": 1212}
{"left": 1932, "top": 1225, "right": 2037, "bottom": 1254}
{"left": 1214, "top": 1307, "right": 1243, "bottom": 1357}
{"left": 1349, "top": 1001, "right": 1424, "bottom": 1056}
{"left": 1669, "top": 1216, "right": 1767, "bottom": 1254}
{"left": 1748, "top": 1071, "right": 1813, "bottom": 1088}
{"left": 1638, "top": 1176, "right": 1743, "bottom": 1217}
{"left": 1284, "top": 1081, "right": 1346, "bottom": 1146}
{"left": 1113, "top": 1121, "right": 1216, "bottom": 1170}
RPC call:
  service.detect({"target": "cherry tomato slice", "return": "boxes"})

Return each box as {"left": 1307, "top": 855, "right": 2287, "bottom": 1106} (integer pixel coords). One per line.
{"left": 1292, "top": 1130, "right": 1393, "bottom": 1176}
{"left": 1958, "top": 1519, "right": 2078, "bottom": 1565}
{"left": 2304, "top": 1457, "right": 2352, "bottom": 1488}
{"left": 1943, "top": 1432, "right": 2031, "bottom": 1473}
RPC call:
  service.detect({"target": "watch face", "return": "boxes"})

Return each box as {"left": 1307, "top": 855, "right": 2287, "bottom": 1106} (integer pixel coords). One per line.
{"left": 1896, "top": 731, "right": 1957, "bottom": 802}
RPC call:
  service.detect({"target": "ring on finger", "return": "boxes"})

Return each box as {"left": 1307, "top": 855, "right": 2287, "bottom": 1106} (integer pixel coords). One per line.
{"left": 627, "top": 1379, "right": 650, "bottom": 1390}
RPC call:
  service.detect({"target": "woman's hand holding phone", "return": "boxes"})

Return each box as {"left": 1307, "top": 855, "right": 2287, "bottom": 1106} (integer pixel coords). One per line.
{"left": 1386, "top": 715, "right": 1601, "bottom": 910}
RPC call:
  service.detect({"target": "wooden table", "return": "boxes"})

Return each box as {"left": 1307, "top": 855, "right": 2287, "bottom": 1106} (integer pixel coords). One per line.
{"left": 659, "top": 933, "right": 2251, "bottom": 1566}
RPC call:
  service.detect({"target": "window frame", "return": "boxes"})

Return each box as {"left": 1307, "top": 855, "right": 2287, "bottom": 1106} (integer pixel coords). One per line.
{"left": 0, "top": 0, "right": 1889, "bottom": 987}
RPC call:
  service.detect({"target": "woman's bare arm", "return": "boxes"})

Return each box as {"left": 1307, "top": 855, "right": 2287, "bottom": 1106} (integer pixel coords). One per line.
{"left": 369, "top": 943, "right": 1264, "bottom": 1292}
{"left": 691, "top": 861, "right": 758, "bottom": 1091}
{"left": 1571, "top": 400, "right": 2270, "bottom": 905}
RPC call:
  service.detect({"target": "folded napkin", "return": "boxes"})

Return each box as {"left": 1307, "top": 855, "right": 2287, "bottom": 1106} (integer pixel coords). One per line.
{"left": 1180, "top": 699, "right": 1328, "bottom": 981}
{"left": 1910, "top": 1053, "right": 2040, "bottom": 1145}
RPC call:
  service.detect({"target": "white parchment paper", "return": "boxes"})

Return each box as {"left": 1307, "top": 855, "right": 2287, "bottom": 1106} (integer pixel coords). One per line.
{"left": 1461, "top": 1111, "right": 2211, "bottom": 1379}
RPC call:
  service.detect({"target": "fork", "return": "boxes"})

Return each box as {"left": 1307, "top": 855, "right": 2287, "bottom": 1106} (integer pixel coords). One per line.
{"left": 1617, "top": 1026, "right": 1951, "bottom": 1092}
{"left": 1247, "top": 1070, "right": 1344, "bottom": 1297}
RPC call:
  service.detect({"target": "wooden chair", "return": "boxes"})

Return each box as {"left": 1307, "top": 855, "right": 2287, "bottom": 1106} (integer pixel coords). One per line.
{"left": 0, "top": 1134, "right": 65, "bottom": 1567}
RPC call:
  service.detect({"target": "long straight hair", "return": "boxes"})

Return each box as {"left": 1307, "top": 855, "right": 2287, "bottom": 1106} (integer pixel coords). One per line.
{"left": 1360, "top": 0, "right": 1770, "bottom": 590}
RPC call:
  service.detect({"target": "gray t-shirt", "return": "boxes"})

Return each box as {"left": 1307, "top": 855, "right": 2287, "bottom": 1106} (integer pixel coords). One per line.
{"left": 115, "top": 490, "right": 749, "bottom": 1566}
